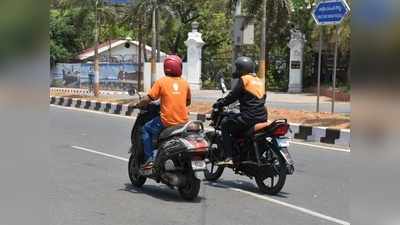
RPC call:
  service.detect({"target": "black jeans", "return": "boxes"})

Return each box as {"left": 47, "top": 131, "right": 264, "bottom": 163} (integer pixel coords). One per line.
{"left": 221, "top": 114, "right": 253, "bottom": 158}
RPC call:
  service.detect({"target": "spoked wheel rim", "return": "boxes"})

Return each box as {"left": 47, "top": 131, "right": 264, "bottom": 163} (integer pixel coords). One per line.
{"left": 256, "top": 152, "right": 287, "bottom": 195}
{"left": 205, "top": 159, "right": 217, "bottom": 174}
{"left": 204, "top": 148, "right": 225, "bottom": 181}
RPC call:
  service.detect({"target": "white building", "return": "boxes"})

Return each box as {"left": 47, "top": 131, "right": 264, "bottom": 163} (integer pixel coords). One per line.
{"left": 77, "top": 37, "right": 167, "bottom": 63}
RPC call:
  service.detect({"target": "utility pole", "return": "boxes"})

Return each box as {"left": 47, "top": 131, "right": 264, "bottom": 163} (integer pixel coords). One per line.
{"left": 138, "top": 15, "right": 143, "bottom": 91}
{"left": 258, "top": 0, "right": 267, "bottom": 92}
{"left": 150, "top": 2, "right": 157, "bottom": 86}
{"left": 94, "top": 0, "right": 100, "bottom": 96}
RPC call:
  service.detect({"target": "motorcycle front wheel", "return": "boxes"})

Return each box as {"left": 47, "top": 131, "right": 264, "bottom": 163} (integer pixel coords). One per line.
{"left": 128, "top": 151, "right": 146, "bottom": 187}
{"left": 204, "top": 159, "right": 224, "bottom": 181}
{"left": 255, "top": 149, "right": 287, "bottom": 195}
{"left": 203, "top": 142, "right": 224, "bottom": 181}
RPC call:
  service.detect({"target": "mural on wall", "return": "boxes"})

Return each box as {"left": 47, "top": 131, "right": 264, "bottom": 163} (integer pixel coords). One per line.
{"left": 51, "top": 62, "right": 138, "bottom": 87}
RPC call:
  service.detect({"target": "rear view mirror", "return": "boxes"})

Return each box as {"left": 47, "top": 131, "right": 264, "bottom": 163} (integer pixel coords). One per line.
{"left": 128, "top": 88, "right": 137, "bottom": 96}
{"left": 219, "top": 77, "right": 228, "bottom": 94}
{"left": 129, "top": 88, "right": 142, "bottom": 99}
{"left": 218, "top": 76, "right": 227, "bottom": 94}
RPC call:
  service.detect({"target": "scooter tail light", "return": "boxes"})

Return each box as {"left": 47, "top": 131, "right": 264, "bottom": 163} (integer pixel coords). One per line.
{"left": 180, "top": 138, "right": 209, "bottom": 150}
{"left": 191, "top": 139, "right": 209, "bottom": 149}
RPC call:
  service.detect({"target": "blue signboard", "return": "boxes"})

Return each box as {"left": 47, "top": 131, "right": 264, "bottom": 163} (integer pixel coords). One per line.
{"left": 312, "top": 0, "right": 350, "bottom": 25}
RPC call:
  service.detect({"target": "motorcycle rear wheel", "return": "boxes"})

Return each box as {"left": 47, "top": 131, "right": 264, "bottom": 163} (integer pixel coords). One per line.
{"left": 128, "top": 151, "right": 146, "bottom": 187}
{"left": 255, "top": 150, "right": 287, "bottom": 195}
{"left": 178, "top": 176, "right": 200, "bottom": 201}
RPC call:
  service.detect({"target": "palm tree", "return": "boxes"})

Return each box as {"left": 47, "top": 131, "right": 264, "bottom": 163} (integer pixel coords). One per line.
{"left": 99, "top": 5, "right": 121, "bottom": 62}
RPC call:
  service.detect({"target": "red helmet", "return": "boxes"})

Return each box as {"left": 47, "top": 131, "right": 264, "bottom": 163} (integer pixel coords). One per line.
{"left": 164, "top": 55, "right": 182, "bottom": 77}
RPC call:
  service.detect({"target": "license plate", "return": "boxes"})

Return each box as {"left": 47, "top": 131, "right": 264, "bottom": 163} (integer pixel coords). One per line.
{"left": 191, "top": 160, "right": 206, "bottom": 171}
{"left": 276, "top": 138, "right": 290, "bottom": 147}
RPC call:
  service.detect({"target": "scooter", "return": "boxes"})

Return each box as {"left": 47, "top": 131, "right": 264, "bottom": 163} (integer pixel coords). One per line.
{"left": 128, "top": 89, "right": 209, "bottom": 200}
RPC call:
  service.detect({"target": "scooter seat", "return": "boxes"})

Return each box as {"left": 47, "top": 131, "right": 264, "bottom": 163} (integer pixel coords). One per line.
{"left": 159, "top": 124, "right": 185, "bottom": 140}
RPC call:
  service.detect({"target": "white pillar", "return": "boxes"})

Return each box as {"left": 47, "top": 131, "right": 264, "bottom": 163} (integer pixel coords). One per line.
{"left": 184, "top": 22, "right": 205, "bottom": 90}
{"left": 287, "top": 29, "right": 305, "bottom": 93}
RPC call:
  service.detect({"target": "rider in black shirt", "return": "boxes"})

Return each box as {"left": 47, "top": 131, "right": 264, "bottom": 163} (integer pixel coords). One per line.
{"left": 213, "top": 57, "right": 268, "bottom": 165}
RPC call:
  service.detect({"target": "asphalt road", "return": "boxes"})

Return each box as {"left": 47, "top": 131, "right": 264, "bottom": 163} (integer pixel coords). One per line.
{"left": 50, "top": 106, "right": 350, "bottom": 225}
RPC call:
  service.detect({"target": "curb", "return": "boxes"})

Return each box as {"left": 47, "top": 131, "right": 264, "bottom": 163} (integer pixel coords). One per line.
{"left": 50, "top": 87, "right": 129, "bottom": 96}
{"left": 50, "top": 96, "right": 350, "bottom": 147}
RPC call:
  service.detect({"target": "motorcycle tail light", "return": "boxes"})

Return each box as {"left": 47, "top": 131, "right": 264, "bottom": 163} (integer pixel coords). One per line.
{"left": 272, "top": 124, "right": 290, "bottom": 137}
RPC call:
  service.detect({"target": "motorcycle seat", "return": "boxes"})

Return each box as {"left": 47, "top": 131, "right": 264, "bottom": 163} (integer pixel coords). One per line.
{"left": 244, "top": 121, "right": 269, "bottom": 137}
{"left": 159, "top": 124, "right": 185, "bottom": 140}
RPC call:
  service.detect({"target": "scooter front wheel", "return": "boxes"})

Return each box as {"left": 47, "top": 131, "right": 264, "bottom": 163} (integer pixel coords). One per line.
{"left": 128, "top": 152, "right": 146, "bottom": 187}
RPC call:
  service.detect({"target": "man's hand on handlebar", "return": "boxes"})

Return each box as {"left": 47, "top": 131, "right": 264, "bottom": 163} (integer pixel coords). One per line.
{"left": 134, "top": 95, "right": 152, "bottom": 109}
{"left": 128, "top": 102, "right": 139, "bottom": 108}
{"left": 212, "top": 98, "right": 224, "bottom": 109}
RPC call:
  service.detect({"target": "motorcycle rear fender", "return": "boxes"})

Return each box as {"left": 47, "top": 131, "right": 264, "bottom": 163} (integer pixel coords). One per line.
{"left": 270, "top": 140, "right": 295, "bottom": 175}
{"left": 270, "top": 140, "right": 295, "bottom": 167}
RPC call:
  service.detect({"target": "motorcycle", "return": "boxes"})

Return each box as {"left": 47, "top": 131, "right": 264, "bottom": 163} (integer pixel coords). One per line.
{"left": 128, "top": 89, "right": 209, "bottom": 200}
{"left": 204, "top": 77, "right": 295, "bottom": 195}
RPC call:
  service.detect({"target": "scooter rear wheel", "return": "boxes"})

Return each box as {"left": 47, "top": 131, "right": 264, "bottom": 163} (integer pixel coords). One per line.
{"left": 178, "top": 176, "right": 200, "bottom": 201}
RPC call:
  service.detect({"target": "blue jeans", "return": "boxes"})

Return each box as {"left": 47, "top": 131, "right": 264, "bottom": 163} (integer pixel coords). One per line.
{"left": 142, "top": 116, "right": 164, "bottom": 160}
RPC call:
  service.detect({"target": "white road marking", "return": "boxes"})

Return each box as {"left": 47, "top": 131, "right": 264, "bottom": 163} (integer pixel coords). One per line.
{"left": 70, "top": 145, "right": 349, "bottom": 225}
{"left": 289, "top": 141, "right": 350, "bottom": 153}
{"left": 50, "top": 104, "right": 135, "bottom": 120}
{"left": 223, "top": 185, "right": 350, "bottom": 225}
{"left": 71, "top": 146, "right": 128, "bottom": 162}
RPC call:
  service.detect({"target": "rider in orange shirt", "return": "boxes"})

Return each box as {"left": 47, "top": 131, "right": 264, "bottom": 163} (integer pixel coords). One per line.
{"left": 136, "top": 55, "right": 191, "bottom": 167}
